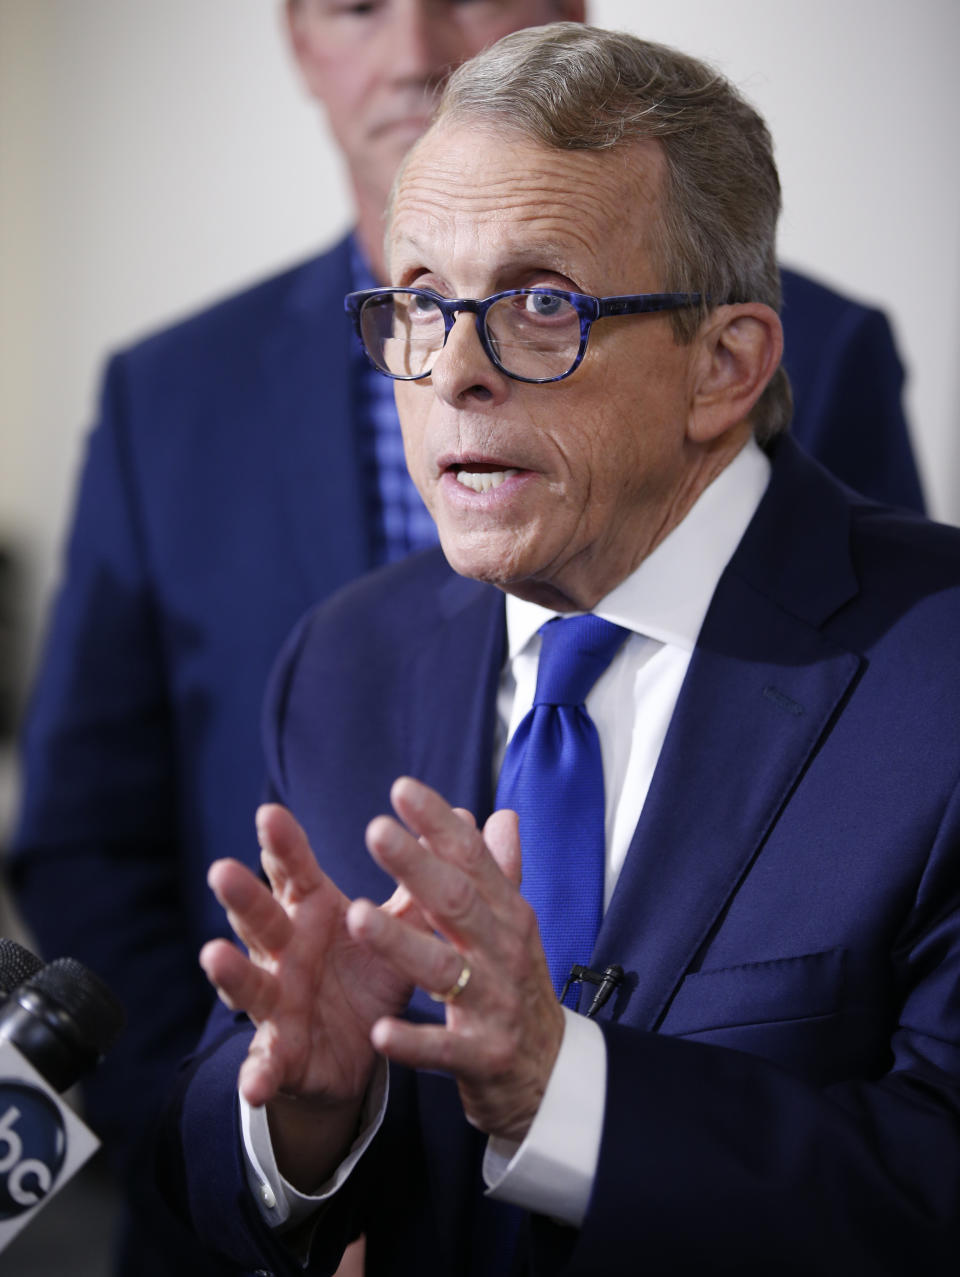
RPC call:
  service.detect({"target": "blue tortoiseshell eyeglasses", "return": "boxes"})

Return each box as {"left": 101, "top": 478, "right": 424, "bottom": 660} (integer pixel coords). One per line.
{"left": 344, "top": 286, "right": 704, "bottom": 385}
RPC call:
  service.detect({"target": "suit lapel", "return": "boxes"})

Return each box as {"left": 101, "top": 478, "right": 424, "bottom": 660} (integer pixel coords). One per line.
{"left": 595, "top": 579, "right": 861, "bottom": 1029}
{"left": 405, "top": 571, "right": 506, "bottom": 820}
{"left": 592, "top": 438, "right": 863, "bottom": 1029}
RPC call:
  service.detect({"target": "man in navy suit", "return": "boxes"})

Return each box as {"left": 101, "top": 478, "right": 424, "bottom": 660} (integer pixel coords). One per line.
{"left": 169, "top": 24, "right": 959, "bottom": 1276}
{"left": 9, "top": 3, "right": 925, "bottom": 1274}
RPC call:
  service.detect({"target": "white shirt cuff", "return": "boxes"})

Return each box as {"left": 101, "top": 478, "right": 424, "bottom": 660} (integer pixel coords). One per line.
{"left": 482, "top": 1007, "right": 606, "bottom": 1228}
{"left": 241, "top": 1057, "right": 389, "bottom": 1231}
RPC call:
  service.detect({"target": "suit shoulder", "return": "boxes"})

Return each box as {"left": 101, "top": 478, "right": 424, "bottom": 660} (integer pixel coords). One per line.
{"left": 262, "top": 549, "right": 502, "bottom": 778}
{"left": 298, "top": 549, "right": 489, "bottom": 648}
{"left": 779, "top": 266, "right": 899, "bottom": 368}
{"left": 780, "top": 265, "right": 887, "bottom": 327}
{"left": 850, "top": 501, "right": 960, "bottom": 587}
{"left": 266, "top": 550, "right": 494, "bottom": 702}
{"left": 110, "top": 239, "right": 352, "bottom": 375}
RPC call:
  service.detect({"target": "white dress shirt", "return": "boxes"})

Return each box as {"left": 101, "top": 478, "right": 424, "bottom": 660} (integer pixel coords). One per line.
{"left": 243, "top": 439, "right": 771, "bottom": 1235}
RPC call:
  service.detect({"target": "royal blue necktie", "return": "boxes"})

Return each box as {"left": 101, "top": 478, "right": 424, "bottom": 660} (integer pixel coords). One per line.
{"left": 495, "top": 615, "right": 630, "bottom": 1003}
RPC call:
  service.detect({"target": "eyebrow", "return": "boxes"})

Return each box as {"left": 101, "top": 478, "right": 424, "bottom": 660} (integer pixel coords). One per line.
{"left": 389, "top": 234, "right": 581, "bottom": 281}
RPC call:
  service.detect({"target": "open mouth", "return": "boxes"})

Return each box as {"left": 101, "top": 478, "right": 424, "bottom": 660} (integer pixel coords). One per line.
{"left": 453, "top": 464, "right": 520, "bottom": 493}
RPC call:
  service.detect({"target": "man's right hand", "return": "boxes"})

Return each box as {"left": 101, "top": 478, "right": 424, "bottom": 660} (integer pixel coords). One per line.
{"left": 199, "top": 803, "right": 418, "bottom": 1189}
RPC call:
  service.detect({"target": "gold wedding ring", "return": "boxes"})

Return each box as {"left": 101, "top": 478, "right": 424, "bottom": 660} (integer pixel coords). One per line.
{"left": 429, "top": 958, "right": 472, "bottom": 1004}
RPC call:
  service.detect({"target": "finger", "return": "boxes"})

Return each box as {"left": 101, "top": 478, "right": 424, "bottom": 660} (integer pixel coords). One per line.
{"left": 346, "top": 898, "right": 467, "bottom": 999}
{"left": 370, "top": 1007, "right": 565, "bottom": 1145}
{"left": 199, "top": 937, "right": 279, "bottom": 1024}
{"left": 207, "top": 858, "right": 293, "bottom": 956}
{"left": 237, "top": 1023, "right": 287, "bottom": 1108}
{"left": 388, "top": 777, "right": 517, "bottom": 909}
{"left": 368, "top": 1015, "right": 536, "bottom": 1085}
{"left": 382, "top": 882, "right": 430, "bottom": 933}
{"left": 370, "top": 1017, "right": 464, "bottom": 1073}
{"left": 366, "top": 813, "right": 490, "bottom": 946}
{"left": 483, "top": 809, "right": 522, "bottom": 888}
{"left": 256, "top": 803, "right": 327, "bottom": 904}
{"left": 386, "top": 804, "right": 475, "bottom": 934}
{"left": 391, "top": 778, "right": 490, "bottom": 871}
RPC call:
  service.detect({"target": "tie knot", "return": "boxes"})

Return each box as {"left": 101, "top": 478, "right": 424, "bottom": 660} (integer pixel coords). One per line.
{"left": 533, "top": 615, "right": 629, "bottom": 707}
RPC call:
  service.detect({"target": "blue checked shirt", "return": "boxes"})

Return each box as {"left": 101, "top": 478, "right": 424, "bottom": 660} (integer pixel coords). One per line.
{"left": 349, "top": 241, "right": 439, "bottom": 566}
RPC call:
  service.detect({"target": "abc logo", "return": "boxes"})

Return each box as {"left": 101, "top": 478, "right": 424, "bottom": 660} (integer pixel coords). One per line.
{"left": 0, "top": 1083, "right": 66, "bottom": 1220}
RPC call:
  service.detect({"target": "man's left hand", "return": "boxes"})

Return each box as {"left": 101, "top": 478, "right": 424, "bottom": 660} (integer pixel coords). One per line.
{"left": 347, "top": 776, "right": 565, "bottom": 1144}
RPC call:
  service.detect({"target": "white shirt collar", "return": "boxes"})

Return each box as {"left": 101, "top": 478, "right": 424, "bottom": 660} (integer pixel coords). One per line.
{"left": 505, "top": 438, "right": 772, "bottom": 657}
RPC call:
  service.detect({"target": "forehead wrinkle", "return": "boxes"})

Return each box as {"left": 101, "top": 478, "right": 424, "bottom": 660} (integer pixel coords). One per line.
{"left": 391, "top": 180, "right": 630, "bottom": 283}
{"left": 392, "top": 213, "right": 607, "bottom": 281}
{"left": 395, "top": 154, "right": 629, "bottom": 228}
{"left": 393, "top": 228, "right": 592, "bottom": 274}
{"left": 390, "top": 128, "right": 664, "bottom": 286}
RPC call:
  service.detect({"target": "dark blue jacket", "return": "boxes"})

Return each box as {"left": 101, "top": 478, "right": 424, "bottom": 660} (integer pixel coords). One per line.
{"left": 168, "top": 437, "right": 959, "bottom": 1275}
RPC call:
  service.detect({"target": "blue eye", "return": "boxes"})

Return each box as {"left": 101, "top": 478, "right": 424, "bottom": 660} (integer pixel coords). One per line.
{"left": 524, "top": 293, "right": 565, "bottom": 318}
{"left": 410, "top": 293, "right": 441, "bottom": 316}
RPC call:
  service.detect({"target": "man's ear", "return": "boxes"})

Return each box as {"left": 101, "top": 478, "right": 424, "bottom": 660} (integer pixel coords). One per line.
{"left": 687, "top": 304, "right": 783, "bottom": 444}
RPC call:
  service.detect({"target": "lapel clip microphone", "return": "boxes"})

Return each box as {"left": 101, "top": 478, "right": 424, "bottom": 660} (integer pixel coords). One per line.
{"left": 559, "top": 963, "right": 624, "bottom": 1018}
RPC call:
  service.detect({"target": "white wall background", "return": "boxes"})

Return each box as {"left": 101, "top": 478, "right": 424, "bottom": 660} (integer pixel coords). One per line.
{"left": 2, "top": 0, "right": 959, "bottom": 655}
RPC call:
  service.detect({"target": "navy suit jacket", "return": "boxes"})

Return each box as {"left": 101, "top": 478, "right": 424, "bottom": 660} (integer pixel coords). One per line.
{"left": 8, "top": 237, "right": 926, "bottom": 1267}
{"left": 168, "top": 437, "right": 960, "bottom": 1276}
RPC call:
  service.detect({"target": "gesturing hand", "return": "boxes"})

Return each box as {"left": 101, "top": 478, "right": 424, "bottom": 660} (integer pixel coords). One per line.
{"left": 348, "top": 776, "right": 565, "bottom": 1145}
{"left": 199, "top": 803, "right": 420, "bottom": 1186}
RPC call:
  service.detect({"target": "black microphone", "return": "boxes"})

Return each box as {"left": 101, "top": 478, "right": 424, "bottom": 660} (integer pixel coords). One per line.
{"left": 0, "top": 939, "right": 125, "bottom": 1250}
{"left": 0, "top": 939, "right": 44, "bottom": 996}
{"left": 559, "top": 962, "right": 624, "bottom": 1017}
{"left": 0, "top": 955, "right": 125, "bottom": 1093}
{"left": 585, "top": 964, "right": 624, "bottom": 1018}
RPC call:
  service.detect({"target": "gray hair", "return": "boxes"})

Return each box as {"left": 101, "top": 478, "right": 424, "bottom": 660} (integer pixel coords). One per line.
{"left": 429, "top": 23, "right": 791, "bottom": 441}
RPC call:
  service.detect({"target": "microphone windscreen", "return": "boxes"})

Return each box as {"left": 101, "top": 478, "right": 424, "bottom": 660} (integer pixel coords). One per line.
{"left": 24, "top": 958, "right": 126, "bottom": 1058}
{"left": 0, "top": 939, "right": 44, "bottom": 997}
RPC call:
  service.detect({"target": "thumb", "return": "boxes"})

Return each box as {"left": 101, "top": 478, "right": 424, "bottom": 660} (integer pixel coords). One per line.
{"left": 484, "top": 808, "right": 522, "bottom": 888}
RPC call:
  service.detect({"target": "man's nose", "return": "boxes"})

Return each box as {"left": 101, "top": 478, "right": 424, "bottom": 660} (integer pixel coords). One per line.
{"left": 429, "top": 313, "right": 509, "bottom": 408}
{"left": 385, "top": 0, "right": 461, "bottom": 84}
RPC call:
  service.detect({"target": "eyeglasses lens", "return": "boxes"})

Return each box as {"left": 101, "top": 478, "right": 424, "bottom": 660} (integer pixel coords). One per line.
{"left": 360, "top": 291, "right": 443, "bottom": 378}
{"left": 360, "top": 291, "right": 582, "bottom": 380}
{"left": 485, "top": 293, "right": 580, "bottom": 380}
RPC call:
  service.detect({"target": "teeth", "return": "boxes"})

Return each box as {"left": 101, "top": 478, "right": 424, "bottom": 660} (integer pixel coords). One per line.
{"left": 455, "top": 468, "right": 518, "bottom": 493}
